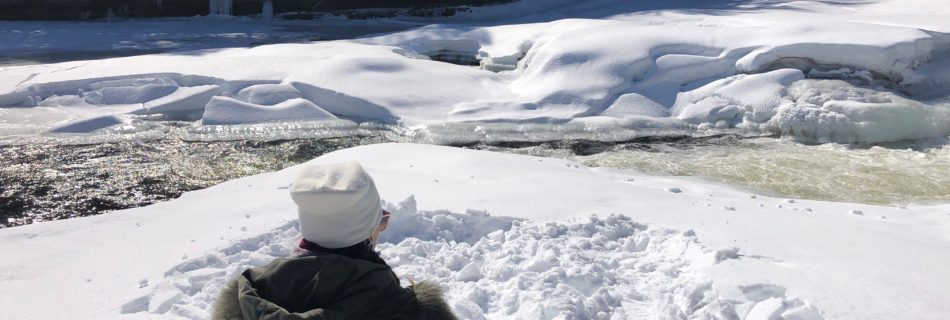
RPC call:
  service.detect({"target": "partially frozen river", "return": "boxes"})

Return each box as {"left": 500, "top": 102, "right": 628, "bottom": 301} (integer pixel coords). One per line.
{"left": 3, "top": 130, "right": 948, "bottom": 228}
{"left": 485, "top": 136, "right": 950, "bottom": 206}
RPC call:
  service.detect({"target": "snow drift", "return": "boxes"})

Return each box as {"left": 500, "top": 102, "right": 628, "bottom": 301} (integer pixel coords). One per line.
{"left": 3, "top": 4, "right": 950, "bottom": 145}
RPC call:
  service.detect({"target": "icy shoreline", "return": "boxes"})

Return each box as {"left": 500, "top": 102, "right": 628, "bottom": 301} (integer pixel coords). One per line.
{"left": 3, "top": 6, "right": 950, "bottom": 146}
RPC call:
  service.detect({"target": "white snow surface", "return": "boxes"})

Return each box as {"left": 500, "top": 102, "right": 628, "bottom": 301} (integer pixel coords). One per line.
{"left": 1, "top": 144, "right": 948, "bottom": 319}
{"left": 2, "top": 0, "right": 950, "bottom": 144}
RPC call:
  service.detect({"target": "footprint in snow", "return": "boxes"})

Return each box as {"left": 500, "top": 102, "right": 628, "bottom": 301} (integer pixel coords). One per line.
{"left": 664, "top": 187, "right": 681, "bottom": 193}
{"left": 723, "top": 206, "right": 735, "bottom": 211}
{"left": 849, "top": 210, "right": 863, "bottom": 215}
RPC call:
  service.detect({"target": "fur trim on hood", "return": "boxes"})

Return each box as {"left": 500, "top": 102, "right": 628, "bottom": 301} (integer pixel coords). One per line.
{"left": 212, "top": 255, "right": 457, "bottom": 320}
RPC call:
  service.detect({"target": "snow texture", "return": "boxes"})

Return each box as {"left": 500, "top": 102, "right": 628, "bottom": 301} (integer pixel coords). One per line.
{"left": 134, "top": 197, "right": 820, "bottom": 320}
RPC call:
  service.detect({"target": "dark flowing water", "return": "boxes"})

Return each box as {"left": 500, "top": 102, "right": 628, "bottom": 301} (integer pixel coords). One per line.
{"left": 3, "top": 133, "right": 948, "bottom": 229}
{"left": 0, "top": 134, "right": 389, "bottom": 228}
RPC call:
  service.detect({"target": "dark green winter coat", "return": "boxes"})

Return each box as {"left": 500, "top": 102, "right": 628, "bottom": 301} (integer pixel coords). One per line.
{"left": 212, "top": 255, "right": 457, "bottom": 320}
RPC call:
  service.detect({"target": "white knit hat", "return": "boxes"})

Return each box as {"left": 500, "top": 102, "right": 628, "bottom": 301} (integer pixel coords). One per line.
{"left": 289, "top": 161, "right": 382, "bottom": 249}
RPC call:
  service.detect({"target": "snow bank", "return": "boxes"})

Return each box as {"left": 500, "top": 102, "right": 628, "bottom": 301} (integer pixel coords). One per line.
{"left": 3, "top": 7, "right": 950, "bottom": 144}
{"left": 1, "top": 144, "right": 947, "bottom": 319}
{"left": 766, "top": 79, "right": 950, "bottom": 143}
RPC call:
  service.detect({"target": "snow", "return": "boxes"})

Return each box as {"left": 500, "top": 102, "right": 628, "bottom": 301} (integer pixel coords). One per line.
{"left": 2, "top": 0, "right": 949, "bottom": 145}
{"left": 202, "top": 97, "right": 337, "bottom": 125}
{"left": 0, "top": 143, "right": 948, "bottom": 319}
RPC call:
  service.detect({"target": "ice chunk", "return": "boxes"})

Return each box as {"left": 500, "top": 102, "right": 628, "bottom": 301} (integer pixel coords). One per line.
{"left": 89, "top": 79, "right": 139, "bottom": 90}
{"left": 185, "top": 268, "right": 226, "bottom": 288}
{"left": 148, "top": 284, "right": 183, "bottom": 314}
{"left": 458, "top": 262, "right": 482, "bottom": 282}
{"left": 133, "top": 85, "right": 223, "bottom": 115}
{"left": 135, "top": 85, "right": 179, "bottom": 103}
{"left": 97, "top": 87, "right": 137, "bottom": 104}
{"left": 170, "top": 305, "right": 210, "bottom": 320}
{"left": 745, "top": 297, "right": 786, "bottom": 320}
{"left": 84, "top": 84, "right": 178, "bottom": 105}
{"left": 235, "top": 84, "right": 303, "bottom": 106}
{"left": 47, "top": 115, "right": 124, "bottom": 133}
{"left": 201, "top": 96, "right": 337, "bottom": 125}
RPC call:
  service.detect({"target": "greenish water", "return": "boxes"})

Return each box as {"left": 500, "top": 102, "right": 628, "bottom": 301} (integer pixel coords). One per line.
{"left": 480, "top": 136, "right": 950, "bottom": 206}
{"left": 4, "top": 133, "right": 948, "bottom": 229}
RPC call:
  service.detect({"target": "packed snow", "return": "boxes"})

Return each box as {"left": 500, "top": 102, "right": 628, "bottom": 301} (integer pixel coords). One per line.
{"left": 1, "top": 144, "right": 948, "bottom": 319}
{"left": 2, "top": 0, "right": 950, "bottom": 145}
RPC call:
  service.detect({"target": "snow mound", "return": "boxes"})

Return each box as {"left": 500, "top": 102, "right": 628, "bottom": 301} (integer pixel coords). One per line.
{"left": 766, "top": 80, "right": 950, "bottom": 143}
{"left": 673, "top": 69, "right": 805, "bottom": 125}
{"left": 600, "top": 93, "right": 669, "bottom": 118}
{"left": 136, "top": 196, "right": 822, "bottom": 320}
{"left": 202, "top": 96, "right": 337, "bottom": 125}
